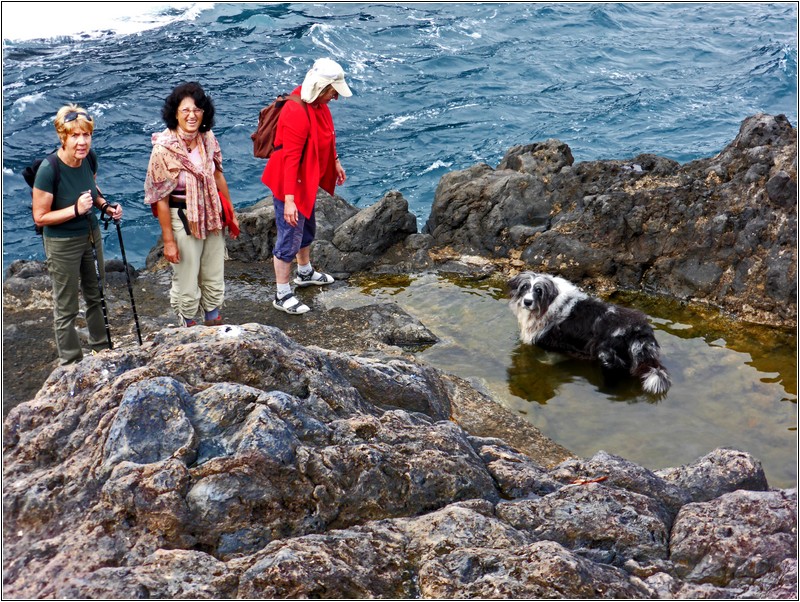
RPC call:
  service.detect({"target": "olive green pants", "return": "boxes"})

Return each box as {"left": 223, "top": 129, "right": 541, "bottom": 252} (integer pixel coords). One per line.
{"left": 44, "top": 229, "right": 109, "bottom": 365}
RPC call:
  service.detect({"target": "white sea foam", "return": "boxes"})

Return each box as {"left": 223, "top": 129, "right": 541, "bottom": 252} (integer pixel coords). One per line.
{"left": 86, "top": 101, "right": 116, "bottom": 117}
{"left": 309, "top": 22, "right": 345, "bottom": 60}
{"left": 12, "top": 92, "right": 45, "bottom": 112}
{"left": 1, "top": 2, "right": 210, "bottom": 42}
{"left": 421, "top": 160, "right": 452, "bottom": 174}
{"left": 390, "top": 115, "right": 416, "bottom": 128}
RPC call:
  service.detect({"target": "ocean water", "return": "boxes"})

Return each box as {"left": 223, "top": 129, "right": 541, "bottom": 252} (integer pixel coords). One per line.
{"left": 2, "top": 2, "right": 797, "bottom": 271}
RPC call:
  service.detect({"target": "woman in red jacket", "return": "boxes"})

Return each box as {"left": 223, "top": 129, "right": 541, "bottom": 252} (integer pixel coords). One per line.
{"left": 262, "top": 58, "right": 352, "bottom": 314}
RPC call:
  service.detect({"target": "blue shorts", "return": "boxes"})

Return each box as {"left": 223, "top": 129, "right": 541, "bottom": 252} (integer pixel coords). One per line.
{"left": 273, "top": 198, "right": 316, "bottom": 262}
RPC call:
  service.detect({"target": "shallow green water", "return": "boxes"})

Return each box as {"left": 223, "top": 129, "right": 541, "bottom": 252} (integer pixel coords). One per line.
{"left": 321, "top": 273, "right": 797, "bottom": 489}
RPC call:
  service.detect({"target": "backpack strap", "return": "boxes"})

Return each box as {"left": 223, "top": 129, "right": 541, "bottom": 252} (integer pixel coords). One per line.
{"left": 272, "top": 95, "right": 310, "bottom": 156}
{"left": 45, "top": 153, "right": 61, "bottom": 200}
{"left": 286, "top": 94, "right": 309, "bottom": 117}
{"left": 87, "top": 148, "right": 98, "bottom": 174}
{"left": 289, "top": 96, "right": 309, "bottom": 164}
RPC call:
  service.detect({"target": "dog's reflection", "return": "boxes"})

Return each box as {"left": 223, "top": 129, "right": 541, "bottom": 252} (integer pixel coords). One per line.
{"left": 507, "top": 342, "right": 654, "bottom": 405}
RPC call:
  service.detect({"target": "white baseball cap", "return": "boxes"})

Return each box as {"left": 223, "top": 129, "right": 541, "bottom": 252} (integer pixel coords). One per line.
{"left": 301, "top": 58, "right": 353, "bottom": 102}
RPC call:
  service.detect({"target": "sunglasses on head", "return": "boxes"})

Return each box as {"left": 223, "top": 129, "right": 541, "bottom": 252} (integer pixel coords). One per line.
{"left": 64, "top": 111, "right": 93, "bottom": 123}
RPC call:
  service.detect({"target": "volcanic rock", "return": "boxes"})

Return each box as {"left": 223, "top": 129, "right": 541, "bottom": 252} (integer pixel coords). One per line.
{"left": 423, "top": 114, "right": 797, "bottom": 327}
{"left": 3, "top": 325, "right": 795, "bottom": 599}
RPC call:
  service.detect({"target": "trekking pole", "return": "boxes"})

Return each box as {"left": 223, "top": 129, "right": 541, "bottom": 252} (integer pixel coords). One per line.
{"left": 106, "top": 207, "right": 142, "bottom": 345}
{"left": 87, "top": 215, "right": 113, "bottom": 350}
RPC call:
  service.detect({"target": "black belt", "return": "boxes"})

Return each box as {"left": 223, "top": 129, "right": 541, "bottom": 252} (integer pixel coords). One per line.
{"left": 168, "top": 197, "right": 191, "bottom": 235}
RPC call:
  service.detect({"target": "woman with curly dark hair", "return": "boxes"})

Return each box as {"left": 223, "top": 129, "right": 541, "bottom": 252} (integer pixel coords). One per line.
{"left": 145, "top": 82, "right": 239, "bottom": 327}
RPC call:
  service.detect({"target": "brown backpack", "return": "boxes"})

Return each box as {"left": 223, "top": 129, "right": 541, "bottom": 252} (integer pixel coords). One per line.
{"left": 251, "top": 94, "right": 307, "bottom": 159}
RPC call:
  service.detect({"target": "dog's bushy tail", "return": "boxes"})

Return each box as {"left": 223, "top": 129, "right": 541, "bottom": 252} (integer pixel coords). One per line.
{"left": 641, "top": 364, "right": 671, "bottom": 395}
{"left": 631, "top": 338, "right": 671, "bottom": 395}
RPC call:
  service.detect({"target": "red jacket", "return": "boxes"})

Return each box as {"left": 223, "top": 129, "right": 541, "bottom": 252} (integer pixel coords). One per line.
{"left": 261, "top": 85, "right": 338, "bottom": 219}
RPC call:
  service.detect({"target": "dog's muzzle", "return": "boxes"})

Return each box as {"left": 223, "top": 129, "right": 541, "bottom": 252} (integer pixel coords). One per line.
{"left": 523, "top": 295, "right": 535, "bottom": 309}
{"left": 522, "top": 292, "right": 544, "bottom": 315}
{"left": 521, "top": 284, "right": 546, "bottom": 314}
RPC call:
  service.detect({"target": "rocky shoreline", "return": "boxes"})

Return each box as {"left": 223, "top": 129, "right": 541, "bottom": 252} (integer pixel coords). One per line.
{"left": 3, "top": 114, "right": 797, "bottom": 598}
{"left": 218, "top": 112, "right": 795, "bottom": 328}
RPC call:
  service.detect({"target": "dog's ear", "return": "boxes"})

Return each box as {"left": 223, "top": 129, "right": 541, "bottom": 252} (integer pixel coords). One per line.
{"left": 508, "top": 273, "right": 526, "bottom": 294}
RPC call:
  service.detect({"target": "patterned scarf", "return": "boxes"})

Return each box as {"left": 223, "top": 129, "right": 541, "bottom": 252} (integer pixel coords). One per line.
{"left": 144, "top": 128, "right": 223, "bottom": 239}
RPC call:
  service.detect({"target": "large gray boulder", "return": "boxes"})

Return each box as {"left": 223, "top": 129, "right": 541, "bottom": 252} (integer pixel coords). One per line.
{"left": 221, "top": 190, "right": 417, "bottom": 278}
{"left": 315, "top": 190, "right": 418, "bottom": 275}
{"left": 424, "top": 163, "right": 549, "bottom": 255}
{"left": 655, "top": 447, "right": 770, "bottom": 503}
{"left": 670, "top": 488, "right": 797, "bottom": 588}
{"left": 418, "top": 540, "right": 653, "bottom": 599}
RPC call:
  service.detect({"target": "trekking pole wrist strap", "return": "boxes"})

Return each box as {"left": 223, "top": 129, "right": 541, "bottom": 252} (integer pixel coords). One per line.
{"left": 99, "top": 206, "right": 113, "bottom": 230}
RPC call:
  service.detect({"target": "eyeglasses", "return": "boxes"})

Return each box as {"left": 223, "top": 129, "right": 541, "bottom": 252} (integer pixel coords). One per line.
{"left": 179, "top": 107, "right": 205, "bottom": 116}
{"left": 64, "top": 111, "right": 93, "bottom": 123}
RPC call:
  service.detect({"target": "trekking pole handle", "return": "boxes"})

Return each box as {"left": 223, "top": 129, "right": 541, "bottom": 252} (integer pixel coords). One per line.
{"left": 99, "top": 202, "right": 120, "bottom": 230}
{"left": 77, "top": 190, "right": 94, "bottom": 216}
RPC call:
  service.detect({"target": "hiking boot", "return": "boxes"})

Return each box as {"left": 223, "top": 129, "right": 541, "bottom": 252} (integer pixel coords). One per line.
{"left": 203, "top": 315, "right": 223, "bottom": 326}
{"left": 273, "top": 292, "right": 310, "bottom": 315}
{"left": 293, "top": 270, "right": 334, "bottom": 287}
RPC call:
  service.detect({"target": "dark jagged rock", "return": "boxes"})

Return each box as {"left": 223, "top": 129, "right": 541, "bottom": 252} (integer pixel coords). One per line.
{"left": 221, "top": 190, "right": 416, "bottom": 279}
{"left": 423, "top": 140, "right": 572, "bottom": 256}
{"left": 316, "top": 190, "right": 418, "bottom": 276}
{"left": 422, "top": 114, "right": 796, "bottom": 327}
{"left": 2, "top": 259, "right": 54, "bottom": 311}
{"left": 423, "top": 161, "right": 553, "bottom": 256}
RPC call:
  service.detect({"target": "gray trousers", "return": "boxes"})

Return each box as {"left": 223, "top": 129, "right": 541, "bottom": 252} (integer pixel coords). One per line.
{"left": 44, "top": 229, "right": 109, "bottom": 365}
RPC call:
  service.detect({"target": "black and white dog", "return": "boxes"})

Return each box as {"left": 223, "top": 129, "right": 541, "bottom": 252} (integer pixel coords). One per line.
{"left": 508, "top": 272, "right": 671, "bottom": 395}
